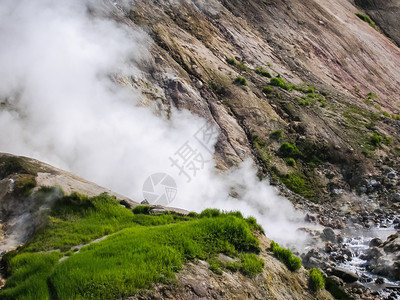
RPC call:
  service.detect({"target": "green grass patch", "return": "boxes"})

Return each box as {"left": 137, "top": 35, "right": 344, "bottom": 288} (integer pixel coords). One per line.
{"left": 240, "top": 253, "right": 264, "bottom": 276}
{"left": 355, "top": 13, "right": 375, "bottom": 28}
{"left": 279, "top": 172, "right": 315, "bottom": 198}
{"left": 270, "top": 129, "right": 283, "bottom": 140}
{"left": 132, "top": 205, "right": 152, "bottom": 215}
{"left": 255, "top": 67, "right": 271, "bottom": 78}
{"left": 263, "top": 86, "right": 273, "bottom": 94}
{"left": 279, "top": 142, "right": 303, "bottom": 159}
{"left": 308, "top": 268, "right": 325, "bottom": 292}
{"left": 270, "top": 241, "right": 301, "bottom": 271}
{"left": 234, "top": 76, "right": 247, "bottom": 86}
{"left": 1, "top": 191, "right": 264, "bottom": 300}
{"left": 14, "top": 174, "right": 36, "bottom": 197}
{"left": 0, "top": 252, "right": 62, "bottom": 300}
{"left": 226, "top": 57, "right": 247, "bottom": 71}
{"left": 285, "top": 158, "right": 296, "bottom": 167}
{"left": 270, "top": 77, "right": 296, "bottom": 91}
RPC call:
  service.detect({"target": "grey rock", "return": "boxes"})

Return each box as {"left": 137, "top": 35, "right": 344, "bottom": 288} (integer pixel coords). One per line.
{"left": 367, "top": 247, "right": 385, "bottom": 260}
{"left": 331, "top": 267, "right": 358, "bottom": 283}
{"left": 328, "top": 275, "right": 343, "bottom": 286}
{"left": 359, "top": 186, "right": 367, "bottom": 193}
{"left": 393, "top": 193, "right": 400, "bottom": 202}
{"left": 369, "top": 238, "right": 383, "bottom": 247}
{"left": 141, "top": 199, "right": 150, "bottom": 204}
{"left": 322, "top": 227, "right": 336, "bottom": 243}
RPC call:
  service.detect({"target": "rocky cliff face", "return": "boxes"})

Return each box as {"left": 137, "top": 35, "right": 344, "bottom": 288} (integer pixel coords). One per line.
{"left": 124, "top": 0, "right": 400, "bottom": 204}
{"left": 355, "top": 0, "right": 400, "bottom": 46}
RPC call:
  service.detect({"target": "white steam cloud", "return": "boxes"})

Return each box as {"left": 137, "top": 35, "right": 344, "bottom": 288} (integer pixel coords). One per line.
{"left": 0, "top": 0, "right": 307, "bottom": 247}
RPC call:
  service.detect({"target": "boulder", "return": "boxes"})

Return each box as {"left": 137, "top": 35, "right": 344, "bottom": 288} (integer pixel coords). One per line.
{"left": 322, "top": 227, "right": 336, "bottom": 243}
{"left": 369, "top": 238, "right": 383, "bottom": 247}
{"left": 331, "top": 267, "right": 358, "bottom": 283}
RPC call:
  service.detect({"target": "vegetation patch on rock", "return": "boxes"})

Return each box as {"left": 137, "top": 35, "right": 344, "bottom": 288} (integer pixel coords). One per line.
{"left": 0, "top": 189, "right": 264, "bottom": 300}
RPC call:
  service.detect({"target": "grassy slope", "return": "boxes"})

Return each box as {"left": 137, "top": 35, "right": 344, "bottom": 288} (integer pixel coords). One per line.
{"left": 0, "top": 188, "right": 264, "bottom": 300}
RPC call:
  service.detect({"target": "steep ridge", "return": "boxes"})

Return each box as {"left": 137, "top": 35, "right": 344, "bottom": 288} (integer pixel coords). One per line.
{"left": 125, "top": 0, "right": 400, "bottom": 202}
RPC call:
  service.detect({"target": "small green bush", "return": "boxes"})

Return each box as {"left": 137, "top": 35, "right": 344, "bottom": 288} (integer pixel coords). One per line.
{"left": 132, "top": 205, "right": 152, "bottom": 215}
{"left": 14, "top": 175, "right": 36, "bottom": 197}
{"left": 225, "top": 261, "right": 240, "bottom": 272}
{"left": 270, "top": 77, "right": 296, "bottom": 91}
{"left": 234, "top": 76, "right": 247, "bottom": 86}
{"left": 226, "top": 58, "right": 247, "bottom": 71}
{"left": 306, "top": 87, "right": 315, "bottom": 94}
{"left": 226, "top": 57, "right": 236, "bottom": 65}
{"left": 270, "top": 77, "right": 286, "bottom": 88}
{"left": 200, "top": 208, "right": 221, "bottom": 218}
{"left": 255, "top": 67, "right": 272, "bottom": 78}
{"left": 208, "top": 257, "right": 223, "bottom": 275}
{"left": 382, "top": 111, "right": 390, "bottom": 117}
{"left": 263, "top": 86, "right": 273, "bottom": 94}
{"left": 286, "top": 158, "right": 296, "bottom": 167}
{"left": 366, "top": 92, "right": 377, "bottom": 99}
{"left": 279, "top": 143, "right": 302, "bottom": 158}
{"left": 355, "top": 13, "right": 375, "bottom": 28}
{"left": 245, "top": 217, "right": 264, "bottom": 233}
{"left": 270, "top": 241, "right": 302, "bottom": 271}
{"left": 270, "top": 129, "right": 283, "bottom": 140}
{"left": 370, "top": 133, "right": 382, "bottom": 147}
{"left": 308, "top": 268, "right": 325, "bottom": 292}
{"left": 240, "top": 253, "right": 264, "bottom": 276}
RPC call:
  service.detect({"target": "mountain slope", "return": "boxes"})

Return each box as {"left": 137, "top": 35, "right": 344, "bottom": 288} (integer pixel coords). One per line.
{"left": 124, "top": 0, "right": 400, "bottom": 203}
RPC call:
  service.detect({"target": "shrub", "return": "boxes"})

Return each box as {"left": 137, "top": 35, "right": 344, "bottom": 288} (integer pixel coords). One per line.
{"left": 132, "top": 205, "right": 152, "bottom": 215}
{"left": 270, "top": 77, "right": 286, "bottom": 88}
{"left": 306, "top": 87, "right": 315, "bottom": 94}
{"left": 236, "top": 61, "right": 248, "bottom": 71}
{"left": 226, "top": 57, "right": 236, "bottom": 65}
{"left": 263, "top": 86, "right": 273, "bottom": 94}
{"left": 366, "top": 92, "right": 377, "bottom": 99}
{"left": 14, "top": 175, "right": 36, "bottom": 197}
{"left": 355, "top": 13, "right": 375, "bottom": 28}
{"left": 225, "top": 261, "right": 240, "bottom": 272}
{"left": 270, "top": 241, "right": 302, "bottom": 271}
{"left": 279, "top": 173, "right": 314, "bottom": 198}
{"left": 370, "top": 133, "right": 382, "bottom": 147}
{"left": 245, "top": 217, "right": 264, "bottom": 233}
{"left": 255, "top": 67, "right": 271, "bottom": 78}
{"left": 226, "top": 57, "right": 247, "bottom": 71}
{"left": 200, "top": 208, "right": 221, "bottom": 218}
{"left": 308, "top": 268, "right": 325, "bottom": 292}
{"left": 382, "top": 111, "right": 390, "bottom": 117}
{"left": 234, "top": 76, "right": 247, "bottom": 86}
{"left": 208, "top": 257, "right": 223, "bottom": 275}
{"left": 240, "top": 253, "right": 264, "bottom": 276}
{"left": 270, "top": 77, "right": 296, "bottom": 91}
{"left": 270, "top": 129, "right": 283, "bottom": 140}
{"left": 286, "top": 158, "right": 296, "bottom": 167}
{"left": 279, "top": 143, "right": 302, "bottom": 158}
